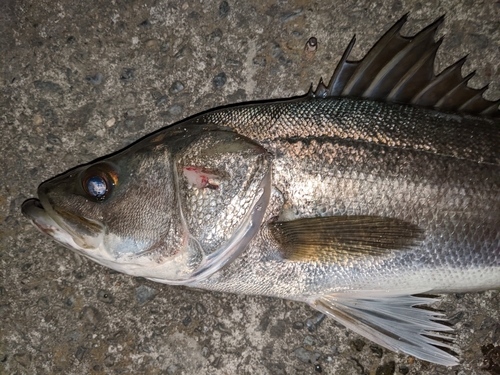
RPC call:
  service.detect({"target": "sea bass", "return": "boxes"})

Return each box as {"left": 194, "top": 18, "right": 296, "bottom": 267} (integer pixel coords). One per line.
{"left": 22, "top": 15, "right": 499, "bottom": 366}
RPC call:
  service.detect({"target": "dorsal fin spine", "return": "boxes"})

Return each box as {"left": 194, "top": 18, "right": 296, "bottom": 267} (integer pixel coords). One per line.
{"left": 362, "top": 16, "right": 444, "bottom": 99}
{"left": 342, "top": 15, "right": 409, "bottom": 96}
{"left": 458, "top": 85, "right": 489, "bottom": 111}
{"left": 323, "top": 35, "right": 356, "bottom": 96}
{"left": 387, "top": 38, "right": 443, "bottom": 102}
{"left": 410, "top": 56, "right": 468, "bottom": 106}
{"left": 435, "top": 71, "right": 476, "bottom": 109}
{"left": 480, "top": 100, "right": 500, "bottom": 116}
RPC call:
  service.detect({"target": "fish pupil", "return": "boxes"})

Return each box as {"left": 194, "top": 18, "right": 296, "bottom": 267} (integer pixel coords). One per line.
{"left": 87, "top": 176, "right": 107, "bottom": 198}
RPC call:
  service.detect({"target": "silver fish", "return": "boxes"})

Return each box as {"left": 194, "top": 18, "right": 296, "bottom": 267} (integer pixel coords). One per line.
{"left": 22, "top": 15, "right": 499, "bottom": 366}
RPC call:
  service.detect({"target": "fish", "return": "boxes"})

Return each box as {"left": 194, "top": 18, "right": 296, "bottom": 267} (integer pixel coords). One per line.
{"left": 21, "top": 15, "right": 499, "bottom": 366}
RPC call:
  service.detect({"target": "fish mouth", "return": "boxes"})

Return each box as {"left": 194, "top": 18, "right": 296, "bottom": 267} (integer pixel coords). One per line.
{"left": 21, "top": 198, "right": 103, "bottom": 252}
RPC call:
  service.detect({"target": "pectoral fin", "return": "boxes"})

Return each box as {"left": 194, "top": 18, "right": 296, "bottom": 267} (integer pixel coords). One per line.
{"left": 269, "top": 216, "right": 423, "bottom": 262}
{"left": 311, "top": 291, "right": 458, "bottom": 366}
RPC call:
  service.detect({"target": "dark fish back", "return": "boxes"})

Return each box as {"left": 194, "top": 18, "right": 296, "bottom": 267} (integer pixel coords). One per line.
{"left": 201, "top": 97, "right": 499, "bottom": 166}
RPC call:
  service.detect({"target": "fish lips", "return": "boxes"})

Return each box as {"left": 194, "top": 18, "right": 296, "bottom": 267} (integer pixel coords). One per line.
{"left": 21, "top": 196, "right": 105, "bottom": 252}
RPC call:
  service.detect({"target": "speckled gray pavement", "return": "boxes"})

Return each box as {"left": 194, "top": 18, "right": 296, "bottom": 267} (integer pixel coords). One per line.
{"left": 1, "top": 1, "right": 499, "bottom": 374}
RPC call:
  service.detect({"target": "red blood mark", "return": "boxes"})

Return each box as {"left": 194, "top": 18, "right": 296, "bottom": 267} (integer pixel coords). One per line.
{"left": 183, "top": 166, "right": 219, "bottom": 189}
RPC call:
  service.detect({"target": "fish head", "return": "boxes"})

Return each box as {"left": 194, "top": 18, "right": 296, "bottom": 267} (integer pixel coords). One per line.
{"left": 22, "top": 124, "right": 271, "bottom": 284}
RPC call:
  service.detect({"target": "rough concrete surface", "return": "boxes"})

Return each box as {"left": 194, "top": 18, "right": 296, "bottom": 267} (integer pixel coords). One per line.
{"left": 1, "top": 0, "right": 499, "bottom": 374}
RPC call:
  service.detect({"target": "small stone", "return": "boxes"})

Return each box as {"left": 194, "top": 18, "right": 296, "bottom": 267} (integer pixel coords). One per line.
{"left": 34, "top": 80, "right": 62, "bottom": 93}
{"left": 145, "top": 39, "right": 158, "bottom": 49}
{"left": 161, "top": 41, "right": 170, "bottom": 52}
{"left": 448, "top": 310, "right": 465, "bottom": 325}
{"left": 294, "top": 347, "right": 320, "bottom": 364}
{"left": 47, "top": 133, "right": 62, "bottom": 145}
{"left": 86, "top": 73, "right": 102, "bottom": 85}
{"left": 306, "top": 313, "right": 325, "bottom": 332}
{"left": 37, "top": 296, "right": 49, "bottom": 309}
{"left": 65, "top": 295, "right": 76, "bottom": 308}
{"left": 33, "top": 114, "right": 43, "bottom": 125}
{"left": 188, "top": 11, "right": 200, "bottom": 20}
{"left": 174, "top": 46, "right": 187, "bottom": 60}
{"left": 166, "top": 364, "right": 179, "bottom": 374}
{"left": 303, "top": 336, "right": 316, "bottom": 347}
{"left": 13, "top": 352, "right": 31, "bottom": 367}
{"left": 217, "top": 322, "right": 231, "bottom": 334}
{"left": 136, "top": 285, "right": 157, "bottom": 305}
{"left": 351, "top": 338, "right": 365, "bottom": 352}
{"left": 213, "top": 72, "right": 226, "bottom": 88}
{"left": 75, "top": 346, "right": 86, "bottom": 361}
{"left": 97, "top": 290, "right": 114, "bottom": 304}
{"left": 292, "top": 321, "right": 304, "bottom": 330}
{"left": 182, "top": 316, "right": 191, "bottom": 326}
{"left": 252, "top": 56, "right": 266, "bottom": 66}
{"left": 208, "top": 28, "right": 223, "bottom": 44}
{"left": 280, "top": 8, "right": 304, "bottom": 23}
{"left": 104, "top": 355, "right": 115, "bottom": 367}
{"left": 226, "top": 59, "right": 241, "bottom": 66}
{"left": 370, "top": 345, "right": 383, "bottom": 358}
{"left": 79, "top": 306, "right": 102, "bottom": 325}
{"left": 66, "top": 330, "right": 81, "bottom": 342}
{"left": 106, "top": 118, "right": 116, "bottom": 127}
{"left": 218, "top": 1, "right": 230, "bottom": 18}
{"left": 376, "top": 360, "right": 396, "bottom": 375}
{"left": 196, "top": 302, "right": 207, "bottom": 315}
{"left": 169, "top": 81, "right": 185, "bottom": 94}
{"left": 270, "top": 320, "right": 286, "bottom": 338}
{"left": 120, "top": 68, "right": 135, "bottom": 82}
{"left": 0, "top": 304, "right": 9, "bottom": 318}
{"left": 272, "top": 42, "right": 283, "bottom": 59}
{"left": 166, "top": 104, "right": 183, "bottom": 117}
{"left": 304, "top": 37, "right": 318, "bottom": 60}
{"left": 155, "top": 96, "right": 167, "bottom": 106}
{"left": 226, "top": 89, "right": 246, "bottom": 103}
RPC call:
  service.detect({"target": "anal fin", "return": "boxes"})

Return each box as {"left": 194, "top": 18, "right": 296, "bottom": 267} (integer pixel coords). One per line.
{"left": 311, "top": 291, "right": 458, "bottom": 366}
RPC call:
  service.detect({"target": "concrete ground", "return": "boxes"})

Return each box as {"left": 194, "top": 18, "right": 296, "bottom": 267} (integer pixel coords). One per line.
{"left": 1, "top": 0, "right": 499, "bottom": 374}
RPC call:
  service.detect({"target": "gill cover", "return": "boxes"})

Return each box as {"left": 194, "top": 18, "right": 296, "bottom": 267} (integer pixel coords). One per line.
{"left": 163, "top": 127, "right": 272, "bottom": 284}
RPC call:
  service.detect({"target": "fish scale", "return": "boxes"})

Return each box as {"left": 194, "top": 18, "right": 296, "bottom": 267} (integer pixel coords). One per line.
{"left": 199, "top": 97, "right": 499, "bottom": 164}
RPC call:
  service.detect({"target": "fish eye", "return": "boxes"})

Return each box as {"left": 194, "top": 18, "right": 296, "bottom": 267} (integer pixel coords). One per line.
{"left": 81, "top": 163, "right": 118, "bottom": 201}
{"left": 86, "top": 176, "right": 107, "bottom": 198}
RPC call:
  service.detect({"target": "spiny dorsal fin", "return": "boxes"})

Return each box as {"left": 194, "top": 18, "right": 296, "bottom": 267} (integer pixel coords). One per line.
{"left": 269, "top": 216, "right": 423, "bottom": 263}
{"left": 310, "top": 15, "right": 500, "bottom": 117}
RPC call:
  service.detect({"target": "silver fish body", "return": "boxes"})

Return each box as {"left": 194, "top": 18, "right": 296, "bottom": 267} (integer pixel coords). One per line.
{"left": 191, "top": 97, "right": 500, "bottom": 298}
{"left": 22, "top": 16, "right": 500, "bottom": 366}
